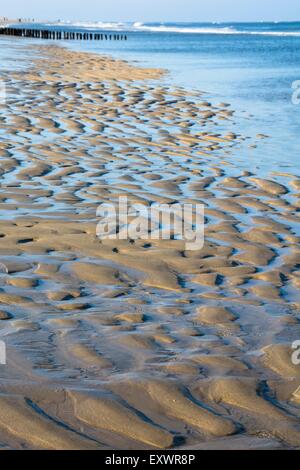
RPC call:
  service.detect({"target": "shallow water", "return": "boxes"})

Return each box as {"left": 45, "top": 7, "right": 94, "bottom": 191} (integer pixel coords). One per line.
{"left": 6, "top": 21, "right": 300, "bottom": 176}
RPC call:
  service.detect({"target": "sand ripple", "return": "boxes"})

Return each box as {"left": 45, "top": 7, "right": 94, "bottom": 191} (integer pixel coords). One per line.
{"left": 0, "top": 42, "right": 299, "bottom": 449}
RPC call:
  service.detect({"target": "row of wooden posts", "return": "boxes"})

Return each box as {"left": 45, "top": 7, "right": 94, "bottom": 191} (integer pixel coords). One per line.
{"left": 0, "top": 27, "right": 127, "bottom": 41}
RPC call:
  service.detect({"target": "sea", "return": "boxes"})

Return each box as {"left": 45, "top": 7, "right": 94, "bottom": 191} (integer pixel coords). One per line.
{"left": 2, "top": 21, "right": 300, "bottom": 176}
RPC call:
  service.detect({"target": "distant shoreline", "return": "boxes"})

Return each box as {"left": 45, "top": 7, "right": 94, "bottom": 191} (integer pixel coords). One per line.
{"left": 0, "top": 18, "right": 45, "bottom": 27}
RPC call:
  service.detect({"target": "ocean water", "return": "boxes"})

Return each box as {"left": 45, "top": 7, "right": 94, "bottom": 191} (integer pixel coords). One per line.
{"left": 4, "top": 21, "right": 300, "bottom": 176}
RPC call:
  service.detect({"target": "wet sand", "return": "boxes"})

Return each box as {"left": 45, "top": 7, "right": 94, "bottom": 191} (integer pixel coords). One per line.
{"left": 0, "top": 41, "right": 299, "bottom": 450}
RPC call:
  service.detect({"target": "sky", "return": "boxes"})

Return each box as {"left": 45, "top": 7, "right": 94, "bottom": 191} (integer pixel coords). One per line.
{"left": 1, "top": 0, "right": 300, "bottom": 23}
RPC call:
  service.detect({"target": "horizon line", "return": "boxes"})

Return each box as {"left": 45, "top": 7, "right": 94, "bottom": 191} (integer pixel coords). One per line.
{"left": 2, "top": 17, "right": 300, "bottom": 24}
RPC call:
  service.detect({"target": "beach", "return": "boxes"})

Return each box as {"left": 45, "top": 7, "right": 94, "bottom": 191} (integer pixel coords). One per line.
{"left": 0, "top": 38, "right": 299, "bottom": 449}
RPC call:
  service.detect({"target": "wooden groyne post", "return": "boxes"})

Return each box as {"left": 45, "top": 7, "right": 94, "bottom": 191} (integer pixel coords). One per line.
{"left": 0, "top": 27, "right": 127, "bottom": 41}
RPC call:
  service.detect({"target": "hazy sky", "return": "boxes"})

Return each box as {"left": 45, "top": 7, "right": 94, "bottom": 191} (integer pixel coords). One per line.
{"left": 2, "top": 0, "right": 300, "bottom": 23}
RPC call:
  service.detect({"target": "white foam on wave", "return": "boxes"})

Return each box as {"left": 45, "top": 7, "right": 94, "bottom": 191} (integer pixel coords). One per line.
{"left": 27, "top": 21, "right": 300, "bottom": 36}
{"left": 45, "top": 20, "right": 127, "bottom": 31}
{"left": 248, "top": 31, "right": 300, "bottom": 36}
{"left": 132, "top": 23, "right": 237, "bottom": 34}
{"left": 133, "top": 23, "right": 300, "bottom": 36}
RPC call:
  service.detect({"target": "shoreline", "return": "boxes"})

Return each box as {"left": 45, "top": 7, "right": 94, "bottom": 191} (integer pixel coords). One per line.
{"left": 0, "top": 40, "right": 299, "bottom": 449}
{"left": 0, "top": 18, "right": 18, "bottom": 26}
